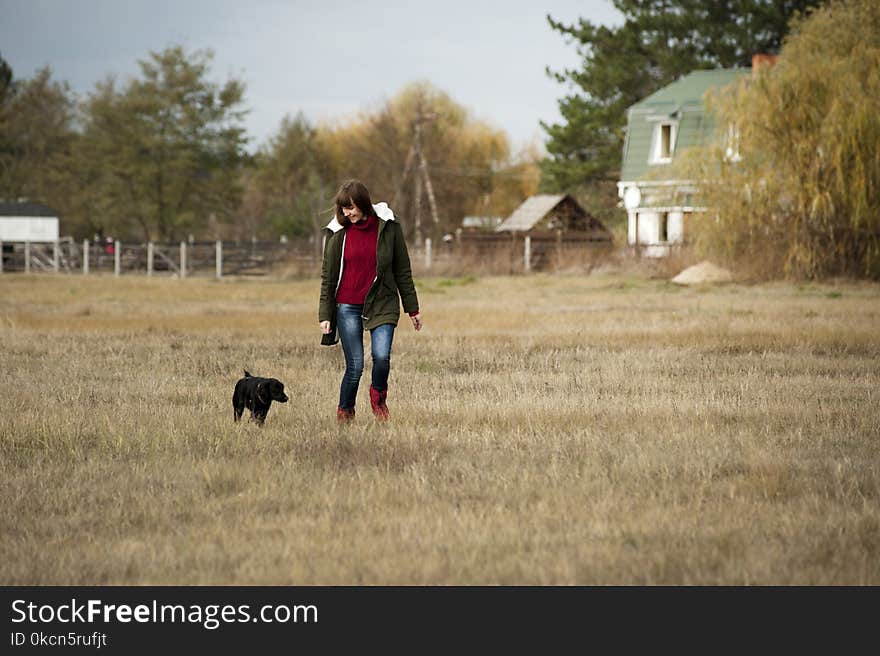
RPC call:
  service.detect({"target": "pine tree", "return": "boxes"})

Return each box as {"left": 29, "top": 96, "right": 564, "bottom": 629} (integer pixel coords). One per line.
{"left": 541, "top": 0, "right": 824, "bottom": 192}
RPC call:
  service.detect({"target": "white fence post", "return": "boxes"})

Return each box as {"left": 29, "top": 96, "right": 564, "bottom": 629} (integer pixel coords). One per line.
{"left": 24, "top": 241, "right": 31, "bottom": 274}
{"left": 82, "top": 239, "right": 89, "bottom": 274}
{"left": 216, "top": 240, "right": 222, "bottom": 279}
{"left": 147, "top": 242, "right": 154, "bottom": 277}
{"left": 53, "top": 240, "right": 60, "bottom": 273}
{"left": 424, "top": 237, "right": 432, "bottom": 272}
{"left": 114, "top": 240, "right": 121, "bottom": 277}
{"left": 524, "top": 236, "right": 531, "bottom": 273}
{"left": 180, "top": 241, "right": 187, "bottom": 279}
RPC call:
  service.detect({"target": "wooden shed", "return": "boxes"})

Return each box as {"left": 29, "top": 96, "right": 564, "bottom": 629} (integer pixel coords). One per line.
{"left": 496, "top": 194, "right": 611, "bottom": 241}
{"left": 454, "top": 194, "right": 612, "bottom": 271}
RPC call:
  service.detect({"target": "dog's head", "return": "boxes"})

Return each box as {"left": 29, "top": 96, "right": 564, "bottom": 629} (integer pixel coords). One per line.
{"left": 257, "top": 379, "right": 288, "bottom": 404}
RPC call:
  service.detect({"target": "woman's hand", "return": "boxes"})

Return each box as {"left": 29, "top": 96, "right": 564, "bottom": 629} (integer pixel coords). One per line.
{"left": 319, "top": 320, "right": 331, "bottom": 334}
{"left": 410, "top": 313, "right": 422, "bottom": 332}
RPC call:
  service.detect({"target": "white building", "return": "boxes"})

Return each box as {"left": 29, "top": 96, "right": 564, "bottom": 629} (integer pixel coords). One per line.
{"left": 0, "top": 202, "right": 60, "bottom": 242}
{"left": 617, "top": 68, "right": 749, "bottom": 257}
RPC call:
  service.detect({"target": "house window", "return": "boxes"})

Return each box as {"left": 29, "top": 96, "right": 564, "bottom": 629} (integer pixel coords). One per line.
{"left": 659, "top": 212, "right": 669, "bottom": 242}
{"left": 651, "top": 122, "right": 677, "bottom": 164}
{"left": 660, "top": 125, "right": 672, "bottom": 157}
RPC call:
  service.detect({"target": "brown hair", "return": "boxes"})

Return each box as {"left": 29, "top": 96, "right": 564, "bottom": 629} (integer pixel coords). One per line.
{"left": 334, "top": 179, "right": 378, "bottom": 227}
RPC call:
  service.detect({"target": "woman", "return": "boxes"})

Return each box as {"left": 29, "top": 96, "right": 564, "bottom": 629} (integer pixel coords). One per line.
{"left": 319, "top": 180, "right": 422, "bottom": 422}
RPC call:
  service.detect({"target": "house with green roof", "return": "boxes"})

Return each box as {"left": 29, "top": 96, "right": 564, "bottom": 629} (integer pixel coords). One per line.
{"left": 617, "top": 68, "right": 749, "bottom": 257}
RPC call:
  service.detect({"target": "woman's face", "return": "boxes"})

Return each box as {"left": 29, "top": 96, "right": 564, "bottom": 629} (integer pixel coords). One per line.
{"left": 342, "top": 201, "right": 365, "bottom": 223}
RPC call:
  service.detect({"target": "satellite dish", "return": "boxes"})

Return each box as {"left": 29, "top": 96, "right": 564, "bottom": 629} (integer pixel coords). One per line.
{"left": 623, "top": 186, "right": 641, "bottom": 210}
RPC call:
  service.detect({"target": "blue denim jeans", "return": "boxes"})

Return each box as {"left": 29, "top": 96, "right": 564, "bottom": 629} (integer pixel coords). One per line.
{"left": 336, "top": 303, "right": 395, "bottom": 411}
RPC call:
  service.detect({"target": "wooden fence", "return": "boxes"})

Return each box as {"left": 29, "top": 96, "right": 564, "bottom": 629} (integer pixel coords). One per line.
{"left": 0, "top": 230, "right": 613, "bottom": 278}
{"left": 447, "top": 230, "right": 613, "bottom": 275}
{"left": 0, "top": 238, "right": 321, "bottom": 277}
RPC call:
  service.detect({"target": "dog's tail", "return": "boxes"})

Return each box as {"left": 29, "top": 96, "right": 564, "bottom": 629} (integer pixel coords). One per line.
{"left": 244, "top": 370, "right": 252, "bottom": 378}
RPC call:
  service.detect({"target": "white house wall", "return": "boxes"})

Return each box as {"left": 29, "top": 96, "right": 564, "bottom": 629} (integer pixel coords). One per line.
{"left": 644, "top": 244, "right": 671, "bottom": 257}
{"left": 638, "top": 211, "right": 659, "bottom": 244}
{"left": 627, "top": 209, "right": 685, "bottom": 255}
{"left": 668, "top": 212, "right": 683, "bottom": 242}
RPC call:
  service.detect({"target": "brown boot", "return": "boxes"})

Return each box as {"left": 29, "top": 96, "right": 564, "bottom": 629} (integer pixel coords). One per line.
{"left": 337, "top": 407, "right": 355, "bottom": 424}
{"left": 369, "top": 386, "right": 389, "bottom": 421}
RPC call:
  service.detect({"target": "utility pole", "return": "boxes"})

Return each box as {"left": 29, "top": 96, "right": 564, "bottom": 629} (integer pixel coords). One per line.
{"left": 413, "top": 172, "right": 423, "bottom": 246}
{"left": 392, "top": 103, "right": 440, "bottom": 247}
{"left": 392, "top": 145, "right": 417, "bottom": 210}
{"left": 415, "top": 119, "right": 440, "bottom": 236}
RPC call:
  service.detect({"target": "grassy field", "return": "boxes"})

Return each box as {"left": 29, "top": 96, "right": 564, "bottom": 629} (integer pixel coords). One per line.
{"left": 1, "top": 272, "right": 878, "bottom": 584}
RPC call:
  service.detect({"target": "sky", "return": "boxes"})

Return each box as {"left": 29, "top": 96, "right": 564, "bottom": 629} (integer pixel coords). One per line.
{"left": 0, "top": 0, "right": 622, "bottom": 153}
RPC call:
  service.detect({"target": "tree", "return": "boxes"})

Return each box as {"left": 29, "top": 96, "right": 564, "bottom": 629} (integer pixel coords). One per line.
{"left": 0, "top": 60, "right": 115, "bottom": 240}
{"left": 541, "top": 0, "right": 825, "bottom": 192}
{"left": 0, "top": 63, "right": 82, "bottom": 226}
{"left": 0, "top": 53, "right": 12, "bottom": 103}
{"left": 680, "top": 0, "right": 880, "bottom": 279}
{"left": 314, "top": 82, "right": 536, "bottom": 242}
{"left": 251, "top": 113, "right": 332, "bottom": 245}
{"left": 79, "top": 46, "right": 248, "bottom": 241}
{"left": 248, "top": 82, "right": 538, "bottom": 245}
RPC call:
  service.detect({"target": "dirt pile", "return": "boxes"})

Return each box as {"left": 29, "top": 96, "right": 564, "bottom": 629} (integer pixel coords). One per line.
{"left": 671, "top": 261, "right": 734, "bottom": 285}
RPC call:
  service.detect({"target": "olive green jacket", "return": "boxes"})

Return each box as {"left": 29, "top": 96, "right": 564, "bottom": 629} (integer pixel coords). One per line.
{"left": 319, "top": 203, "right": 419, "bottom": 345}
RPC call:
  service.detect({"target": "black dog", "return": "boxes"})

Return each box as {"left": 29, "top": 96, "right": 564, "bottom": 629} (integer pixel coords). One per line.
{"left": 233, "top": 370, "right": 288, "bottom": 425}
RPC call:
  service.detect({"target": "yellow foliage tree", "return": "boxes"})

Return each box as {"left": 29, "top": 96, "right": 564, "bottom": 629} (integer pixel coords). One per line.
{"left": 683, "top": 0, "right": 880, "bottom": 279}
{"left": 313, "top": 82, "right": 538, "bottom": 241}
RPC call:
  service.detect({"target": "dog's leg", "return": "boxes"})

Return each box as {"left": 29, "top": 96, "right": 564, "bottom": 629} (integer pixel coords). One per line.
{"left": 253, "top": 404, "right": 269, "bottom": 426}
{"left": 233, "top": 405, "right": 243, "bottom": 422}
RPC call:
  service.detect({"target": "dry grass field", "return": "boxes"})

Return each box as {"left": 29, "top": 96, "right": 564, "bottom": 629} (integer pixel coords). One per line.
{"left": 1, "top": 272, "right": 878, "bottom": 584}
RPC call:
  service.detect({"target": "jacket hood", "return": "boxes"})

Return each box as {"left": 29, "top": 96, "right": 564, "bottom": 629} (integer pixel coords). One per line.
{"left": 325, "top": 202, "right": 395, "bottom": 233}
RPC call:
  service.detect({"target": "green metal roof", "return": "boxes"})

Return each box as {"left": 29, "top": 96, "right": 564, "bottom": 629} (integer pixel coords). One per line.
{"left": 621, "top": 68, "right": 749, "bottom": 181}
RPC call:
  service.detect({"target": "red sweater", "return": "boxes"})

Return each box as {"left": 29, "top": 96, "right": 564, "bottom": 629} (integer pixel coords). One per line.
{"left": 335, "top": 214, "right": 378, "bottom": 305}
